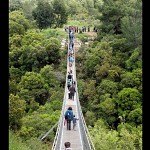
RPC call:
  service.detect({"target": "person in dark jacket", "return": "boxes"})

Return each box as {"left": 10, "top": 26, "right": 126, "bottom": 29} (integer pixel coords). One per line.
{"left": 64, "top": 107, "right": 73, "bottom": 130}
{"left": 69, "top": 31, "right": 74, "bottom": 42}
{"left": 69, "top": 85, "right": 76, "bottom": 100}
{"left": 67, "top": 72, "right": 72, "bottom": 80}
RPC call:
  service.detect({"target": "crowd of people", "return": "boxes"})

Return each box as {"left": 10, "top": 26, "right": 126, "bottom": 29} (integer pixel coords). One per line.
{"left": 64, "top": 25, "right": 97, "bottom": 33}
{"left": 67, "top": 28, "right": 76, "bottom": 101}
{"left": 64, "top": 27, "right": 79, "bottom": 149}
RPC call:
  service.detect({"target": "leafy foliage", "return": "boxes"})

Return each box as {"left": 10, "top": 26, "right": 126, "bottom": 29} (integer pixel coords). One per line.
{"left": 90, "top": 119, "right": 142, "bottom": 150}
{"left": 9, "top": 130, "right": 30, "bottom": 150}
{"left": 18, "top": 72, "right": 49, "bottom": 106}
{"left": 20, "top": 102, "right": 60, "bottom": 141}
{"left": 9, "top": 10, "right": 31, "bottom": 37}
{"left": 32, "top": 1, "right": 54, "bottom": 29}
{"left": 9, "top": 0, "right": 23, "bottom": 12}
{"left": 115, "top": 88, "right": 142, "bottom": 126}
{"left": 9, "top": 130, "right": 50, "bottom": 150}
{"left": 97, "top": 79, "right": 118, "bottom": 96}
{"left": 121, "top": 0, "right": 142, "bottom": 48}
{"left": 9, "top": 94, "right": 26, "bottom": 130}
{"left": 125, "top": 48, "right": 142, "bottom": 71}
{"left": 52, "top": 0, "right": 68, "bottom": 28}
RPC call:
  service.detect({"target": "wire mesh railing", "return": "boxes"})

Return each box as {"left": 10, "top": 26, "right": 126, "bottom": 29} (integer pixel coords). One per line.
{"left": 73, "top": 38, "right": 96, "bottom": 150}
{"left": 51, "top": 31, "right": 70, "bottom": 150}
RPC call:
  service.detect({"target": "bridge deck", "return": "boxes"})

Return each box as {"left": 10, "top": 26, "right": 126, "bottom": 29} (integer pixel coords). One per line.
{"left": 60, "top": 96, "right": 82, "bottom": 150}
{"left": 60, "top": 39, "right": 83, "bottom": 149}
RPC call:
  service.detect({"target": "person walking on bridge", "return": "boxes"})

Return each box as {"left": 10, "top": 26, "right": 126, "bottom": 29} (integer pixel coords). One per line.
{"left": 73, "top": 115, "right": 79, "bottom": 131}
{"left": 69, "top": 31, "right": 74, "bottom": 42}
{"left": 67, "top": 72, "right": 72, "bottom": 80}
{"left": 69, "top": 84, "right": 76, "bottom": 100}
{"left": 64, "top": 141, "right": 72, "bottom": 150}
{"left": 64, "top": 107, "right": 73, "bottom": 130}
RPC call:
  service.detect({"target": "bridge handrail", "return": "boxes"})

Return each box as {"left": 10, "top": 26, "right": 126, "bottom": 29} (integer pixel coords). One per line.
{"left": 39, "top": 121, "right": 59, "bottom": 141}
{"left": 51, "top": 32, "right": 70, "bottom": 150}
{"left": 73, "top": 42, "right": 96, "bottom": 150}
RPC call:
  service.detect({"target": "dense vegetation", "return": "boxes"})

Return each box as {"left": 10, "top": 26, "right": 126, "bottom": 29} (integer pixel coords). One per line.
{"left": 9, "top": 0, "right": 142, "bottom": 149}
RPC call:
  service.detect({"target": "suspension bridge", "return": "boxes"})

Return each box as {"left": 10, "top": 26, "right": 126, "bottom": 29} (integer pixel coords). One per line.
{"left": 40, "top": 28, "right": 96, "bottom": 150}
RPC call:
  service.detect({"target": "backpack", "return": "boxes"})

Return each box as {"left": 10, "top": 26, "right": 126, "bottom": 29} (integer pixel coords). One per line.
{"left": 65, "top": 111, "right": 71, "bottom": 120}
{"left": 68, "top": 74, "right": 72, "bottom": 79}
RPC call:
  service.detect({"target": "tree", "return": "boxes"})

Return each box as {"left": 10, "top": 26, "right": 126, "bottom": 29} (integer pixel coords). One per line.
{"left": 120, "top": 68, "right": 142, "bottom": 90}
{"left": 40, "top": 65, "right": 60, "bottom": 88}
{"left": 82, "top": 80, "right": 97, "bottom": 111}
{"left": 9, "top": 94, "right": 26, "bottom": 130}
{"left": 96, "top": 0, "right": 124, "bottom": 38}
{"left": 18, "top": 72, "right": 49, "bottom": 106}
{"left": 85, "top": 111, "right": 96, "bottom": 127}
{"left": 19, "top": 44, "right": 48, "bottom": 72}
{"left": 90, "top": 119, "right": 119, "bottom": 150}
{"left": 84, "top": 52, "right": 101, "bottom": 77}
{"left": 90, "top": 119, "right": 142, "bottom": 150}
{"left": 21, "top": 29, "right": 45, "bottom": 46}
{"left": 20, "top": 102, "right": 60, "bottom": 140}
{"left": 9, "top": 10, "right": 31, "bottom": 37}
{"left": 18, "top": 30, "right": 48, "bottom": 71}
{"left": 121, "top": 0, "right": 142, "bottom": 48}
{"left": 9, "top": 80, "right": 18, "bottom": 95}
{"left": 9, "top": 0, "right": 22, "bottom": 12}
{"left": 125, "top": 48, "right": 142, "bottom": 71}
{"left": 9, "top": 20, "right": 25, "bottom": 37}
{"left": 45, "top": 38, "right": 61, "bottom": 65}
{"left": 107, "top": 65, "right": 123, "bottom": 82}
{"left": 84, "top": 42, "right": 112, "bottom": 78}
{"left": 21, "top": 0, "right": 37, "bottom": 20}
{"left": 9, "top": 67, "right": 24, "bottom": 94}
{"left": 9, "top": 34, "right": 23, "bottom": 51}
{"left": 127, "top": 107, "right": 142, "bottom": 126}
{"left": 115, "top": 88, "right": 142, "bottom": 120}
{"left": 117, "top": 123, "right": 142, "bottom": 150}
{"left": 97, "top": 79, "right": 118, "bottom": 97}
{"left": 32, "top": 1, "right": 55, "bottom": 29}
{"left": 85, "top": 0, "right": 96, "bottom": 16}
{"left": 65, "top": 0, "right": 80, "bottom": 16}
{"left": 52, "top": 0, "right": 68, "bottom": 28}
{"left": 9, "top": 48, "right": 22, "bottom": 68}
{"left": 95, "top": 96, "right": 117, "bottom": 129}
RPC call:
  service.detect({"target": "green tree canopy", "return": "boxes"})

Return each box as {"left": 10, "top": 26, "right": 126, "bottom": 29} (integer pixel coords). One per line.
{"left": 20, "top": 102, "right": 60, "bottom": 140}
{"left": 40, "top": 65, "right": 60, "bottom": 88}
{"left": 125, "top": 48, "right": 142, "bottom": 71}
{"left": 9, "top": 10, "right": 31, "bottom": 37}
{"left": 115, "top": 88, "right": 142, "bottom": 119}
{"left": 32, "top": 1, "right": 55, "bottom": 29}
{"left": 97, "top": 79, "right": 118, "bottom": 97}
{"left": 121, "top": 0, "right": 142, "bottom": 48}
{"left": 18, "top": 72, "right": 49, "bottom": 106}
{"left": 45, "top": 38, "right": 61, "bottom": 65}
{"left": 9, "top": 0, "right": 23, "bottom": 12}
{"left": 9, "top": 94, "right": 26, "bottom": 130}
{"left": 120, "top": 68, "right": 142, "bottom": 90}
{"left": 52, "top": 0, "right": 68, "bottom": 28}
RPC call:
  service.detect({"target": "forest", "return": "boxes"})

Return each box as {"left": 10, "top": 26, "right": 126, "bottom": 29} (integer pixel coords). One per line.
{"left": 9, "top": 0, "right": 142, "bottom": 149}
